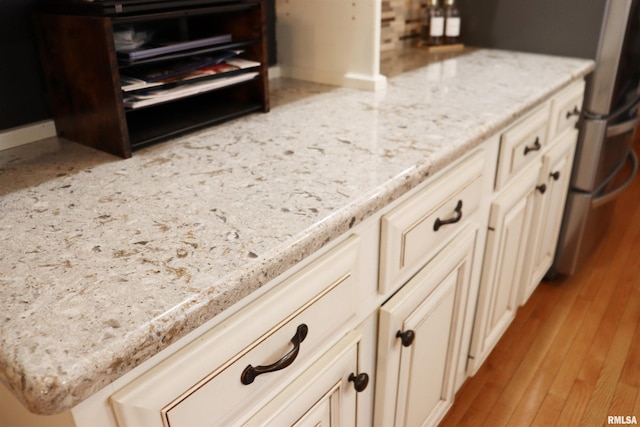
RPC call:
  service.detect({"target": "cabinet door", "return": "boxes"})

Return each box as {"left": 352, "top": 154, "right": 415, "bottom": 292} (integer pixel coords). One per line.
{"left": 375, "top": 225, "right": 478, "bottom": 427}
{"left": 520, "top": 128, "right": 577, "bottom": 304}
{"left": 468, "top": 163, "right": 539, "bottom": 373}
{"left": 245, "top": 330, "right": 366, "bottom": 426}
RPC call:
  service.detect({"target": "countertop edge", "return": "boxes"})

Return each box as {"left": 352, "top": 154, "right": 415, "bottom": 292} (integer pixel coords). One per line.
{"left": 1, "top": 53, "right": 595, "bottom": 415}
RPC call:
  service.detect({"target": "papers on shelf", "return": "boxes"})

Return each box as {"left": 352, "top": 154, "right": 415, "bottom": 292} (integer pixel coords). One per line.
{"left": 120, "top": 76, "right": 163, "bottom": 92}
{"left": 123, "top": 71, "right": 259, "bottom": 108}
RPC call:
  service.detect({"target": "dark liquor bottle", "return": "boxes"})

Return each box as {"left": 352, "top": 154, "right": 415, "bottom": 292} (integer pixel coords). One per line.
{"left": 428, "top": 0, "right": 445, "bottom": 45}
{"left": 420, "top": 2, "right": 430, "bottom": 45}
{"left": 444, "top": 0, "right": 461, "bottom": 44}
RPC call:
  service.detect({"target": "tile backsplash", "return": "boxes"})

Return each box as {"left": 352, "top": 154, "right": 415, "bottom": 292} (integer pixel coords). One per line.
{"left": 381, "top": 0, "right": 426, "bottom": 51}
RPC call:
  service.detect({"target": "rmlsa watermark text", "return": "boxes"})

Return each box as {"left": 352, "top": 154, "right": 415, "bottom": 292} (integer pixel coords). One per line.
{"left": 608, "top": 415, "right": 638, "bottom": 425}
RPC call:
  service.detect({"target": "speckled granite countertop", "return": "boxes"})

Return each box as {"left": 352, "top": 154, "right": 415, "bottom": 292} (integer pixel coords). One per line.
{"left": 0, "top": 48, "right": 593, "bottom": 415}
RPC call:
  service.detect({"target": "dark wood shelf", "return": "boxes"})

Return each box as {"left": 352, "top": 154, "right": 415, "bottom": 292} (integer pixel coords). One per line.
{"left": 33, "top": 0, "right": 269, "bottom": 158}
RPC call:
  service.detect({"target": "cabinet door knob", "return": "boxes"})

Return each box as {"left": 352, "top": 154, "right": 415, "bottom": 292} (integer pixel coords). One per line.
{"left": 241, "top": 324, "right": 308, "bottom": 385}
{"left": 536, "top": 184, "right": 547, "bottom": 194}
{"left": 566, "top": 106, "right": 581, "bottom": 118}
{"left": 396, "top": 329, "right": 416, "bottom": 347}
{"left": 524, "top": 137, "right": 542, "bottom": 155}
{"left": 434, "top": 200, "right": 463, "bottom": 231}
{"left": 348, "top": 372, "right": 370, "bottom": 392}
{"left": 550, "top": 171, "right": 561, "bottom": 181}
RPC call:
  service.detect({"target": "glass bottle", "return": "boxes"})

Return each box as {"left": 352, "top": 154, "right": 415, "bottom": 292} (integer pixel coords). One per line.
{"left": 428, "top": 0, "right": 444, "bottom": 46}
{"left": 420, "top": 2, "right": 430, "bottom": 45}
{"left": 444, "top": 0, "right": 461, "bottom": 45}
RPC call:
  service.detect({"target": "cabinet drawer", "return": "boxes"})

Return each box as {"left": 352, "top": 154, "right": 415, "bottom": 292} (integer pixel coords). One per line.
{"left": 379, "top": 150, "right": 485, "bottom": 293}
{"left": 548, "top": 80, "right": 585, "bottom": 141}
{"left": 111, "top": 235, "right": 360, "bottom": 427}
{"left": 495, "top": 103, "right": 549, "bottom": 190}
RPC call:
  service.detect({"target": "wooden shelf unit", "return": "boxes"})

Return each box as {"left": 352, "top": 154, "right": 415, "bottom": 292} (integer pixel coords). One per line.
{"left": 34, "top": 0, "right": 270, "bottom": 158}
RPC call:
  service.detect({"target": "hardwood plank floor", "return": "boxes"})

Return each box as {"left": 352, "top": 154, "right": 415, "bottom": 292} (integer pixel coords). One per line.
{"left": 440, "top": 140, "right": 640, "bottom": 427}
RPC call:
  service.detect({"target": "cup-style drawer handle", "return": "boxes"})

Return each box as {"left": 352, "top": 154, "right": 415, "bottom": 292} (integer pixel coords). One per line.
{"left": 523, "top": 137, "right": 541, "bottom": 155}
{"left": 433, "top": 200, "right": 463, "bottom": 231}
{"left": 241, "top": 324, "right": 308, "bottom": 385}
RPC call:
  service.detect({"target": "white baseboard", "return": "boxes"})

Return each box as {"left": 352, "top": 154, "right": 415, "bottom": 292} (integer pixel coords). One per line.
{"left": 268, "top": 65, "right": 282, "bottom": 80}
{"left": 0, "top": 120, "right": 56, "bottom": 151}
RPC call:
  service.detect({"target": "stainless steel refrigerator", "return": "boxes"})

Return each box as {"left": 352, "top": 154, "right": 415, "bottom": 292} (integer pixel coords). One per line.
{"left": 458, "top": 0, "right": 640, "bottom": 276}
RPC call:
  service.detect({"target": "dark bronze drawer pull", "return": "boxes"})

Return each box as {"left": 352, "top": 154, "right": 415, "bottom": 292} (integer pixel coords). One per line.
{"left": 434, "top": 200, "right": 463, "bottom": 231}
{"left": 523, "top": 137, "right": 541, "bottom": 155}
{"left": 396, "top": 329, "right": 416, "bottom": 347}
{"left": 349, "top": 372, "right": 370, "bottom": 392}
{"left": 536, "top": 184, "right": 547, "bottom": 194}
{"left": 550, "top": 171, "right": 561, "bottom": 181}
{"left": 566, "top": 106, "right": 581, "bottom": 119}
{"left": 241, "top": 324, "right": 308, "bottom": 385}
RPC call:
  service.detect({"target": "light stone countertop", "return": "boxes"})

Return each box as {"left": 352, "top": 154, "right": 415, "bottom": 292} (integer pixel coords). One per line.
{"left": 0, "top": 48, "right": 594, "bottom": 415}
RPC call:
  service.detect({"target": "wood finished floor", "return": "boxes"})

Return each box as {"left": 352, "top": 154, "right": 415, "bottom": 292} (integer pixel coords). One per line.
{"left": 439, "top": 140, "right": 640, "bottom": 427}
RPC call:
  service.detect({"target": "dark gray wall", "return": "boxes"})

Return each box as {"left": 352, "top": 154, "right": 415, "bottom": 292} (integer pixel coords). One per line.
{"left": 1, "top": 0, "right": 51, "bottom": 131}
{"left": 457, "top": 0, "right": 607, "bottom": 59}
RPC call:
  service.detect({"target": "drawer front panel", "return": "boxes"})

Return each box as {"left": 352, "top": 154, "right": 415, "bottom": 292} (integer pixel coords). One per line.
{"left": 165, "top": 270, "right": 357, "bottom": 426}
{"left": 495, "top": 104, "right": 549, "bottom": 190}
{"left": 111, "top": 236, "right": 360, "bottom": 427}
{"left": 548, "top": 80, "right": 585, "bottom": 141}
{"left": 379, "top": 150, "right": 485, "bottom": 293}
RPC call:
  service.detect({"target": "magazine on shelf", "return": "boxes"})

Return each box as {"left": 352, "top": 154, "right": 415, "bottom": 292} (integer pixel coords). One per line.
{"left": 158, "top": 58, "right": 260, "bottom": 82}
{"left": 120, "top": 53, "right": 259, "bottom": 92}
{"left": 117, "top": 33, "right": 232, "bottom": 61}
{"left": 123, "top": 50, "right": 242, "bottom": 83}
{"left": 123, "top": 71, "right": 259, "bottom": 108}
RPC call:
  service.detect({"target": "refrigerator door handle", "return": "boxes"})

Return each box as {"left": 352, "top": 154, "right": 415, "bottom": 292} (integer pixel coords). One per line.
{"left": 606, "top": 116, "right": 640, "bottom": 138}
{"left": 592, "top": 149, "right": 638, "bottom": 208}
{"left": 592, "top": 95, "right": 640, "bottom": 123}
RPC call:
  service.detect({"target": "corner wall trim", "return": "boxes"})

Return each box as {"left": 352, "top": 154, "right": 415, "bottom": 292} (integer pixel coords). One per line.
{"left": 0, "top": 120, "right": 56, "bottom": 152}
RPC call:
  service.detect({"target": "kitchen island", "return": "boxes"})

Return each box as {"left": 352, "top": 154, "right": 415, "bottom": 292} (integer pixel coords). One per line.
{"left": 0, "top": 48, "right": 593, "bottom": 425}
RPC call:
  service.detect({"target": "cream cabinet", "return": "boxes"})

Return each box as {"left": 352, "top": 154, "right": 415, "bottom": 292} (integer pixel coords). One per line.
{"left": 375, "top": 226, "right": 480, "bottom": 427}
{"left": 468, "top": 162, "right": 540, "bottom": 370}
{"left": 469, "top": 102, "right": 551, "bottom": 371}
{"left": 520, "top": 128, "right": 577, "bottom": 303}
{"left": 374, "top": 142, "right": 496, "bottom": 427}
{"left": 469, "top": 81, "right": 583, "bottom": 372}
{"left": 519, "top": 79, "right": 583, "bottom": 303}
